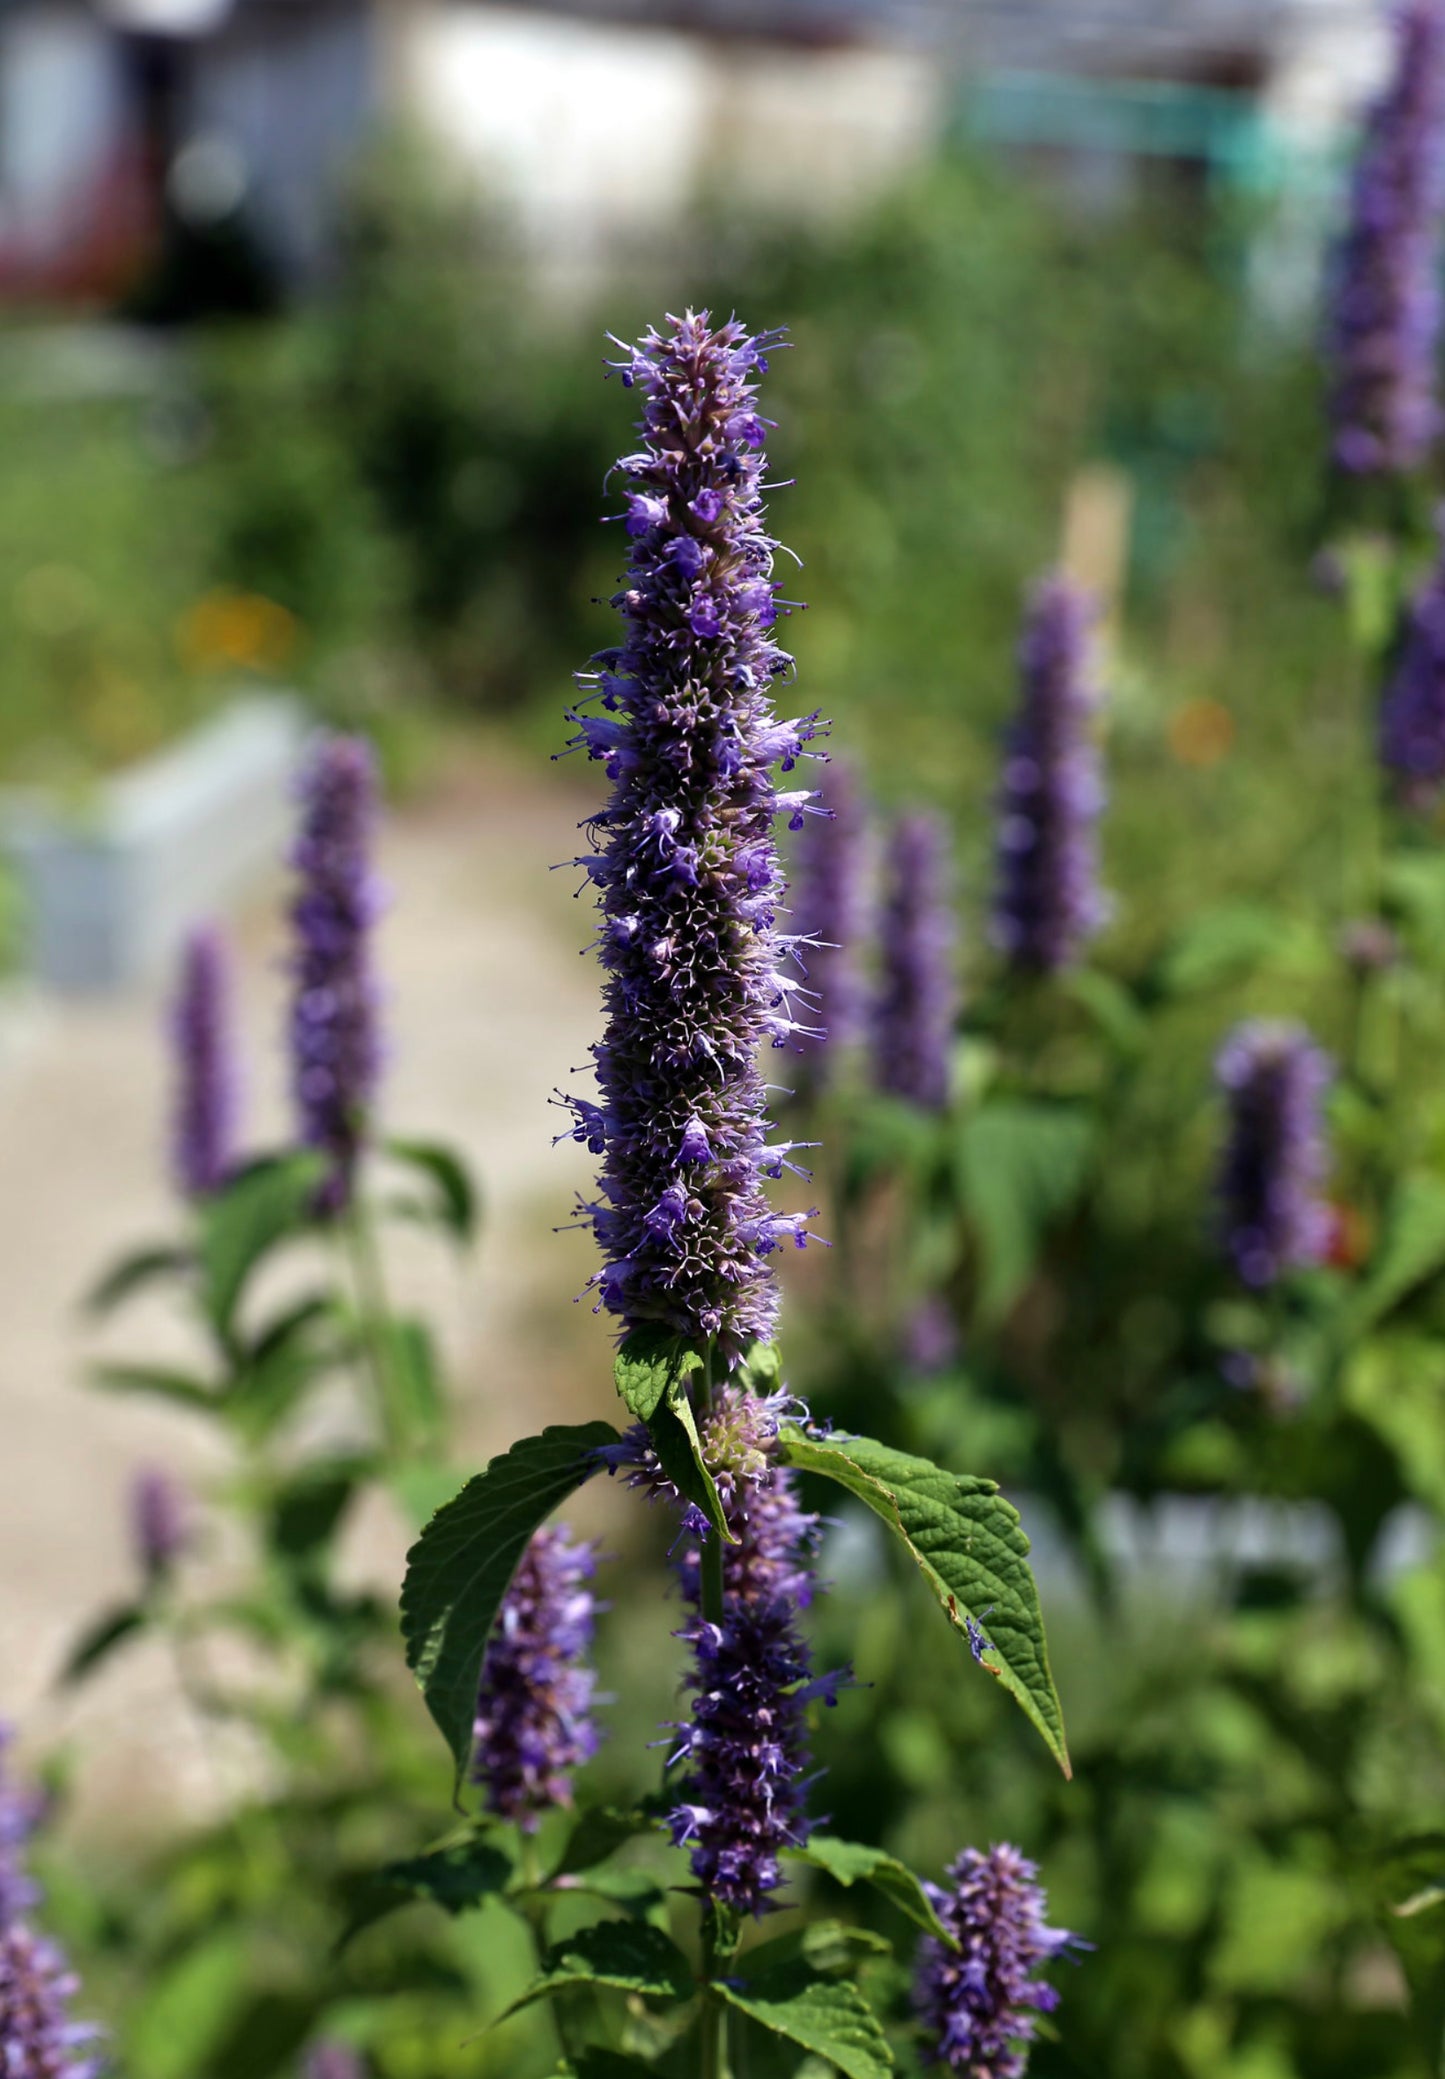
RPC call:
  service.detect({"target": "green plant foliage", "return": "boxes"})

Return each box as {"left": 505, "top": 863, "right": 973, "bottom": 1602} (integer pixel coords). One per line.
{"left": 787, "top": 1836, "right": 950, "bottom": 1942}
{"left": 501, "top": 1922, "right": 696, "bottom": 2018}
{"left": 777, "top": 1427, "right": 1068, "bottom": 1773}
{"left": 400, "top": 1423, "right": 619, "bottom": 1781}
{"left": 718, "top": 1924, "right": 894, "bottom": 2079}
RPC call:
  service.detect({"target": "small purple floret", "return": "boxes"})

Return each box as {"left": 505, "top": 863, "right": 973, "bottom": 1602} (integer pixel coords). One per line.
{"left": 169, "top": 925, "right": 238, "bottom": 1200}
{"left": 562, "top": 311, "right": 822, "bottom": 1364}
{"left": 473, "top": 1524, "right": 601, "bottom": 1830}
{"left": 873, "top": 813, "right": 957, "bottom": 1111}
{"left": 914, "top": 1843, "right": 1083, "bottom": 2077}
{"left": 992, "top": 576, "right": 1108, "bottom": 975}
{"left": 289, "top": 735, "right": 382, "bottom": 1216}
{"left": 1215, "top": 1021, "right": 1334, "bottom": 1288}
{"left": 789, "top": 759, "right": 870, "bottom": 1095}
{"left": 608, "top": 1385, "right": 845, "bottom": 1915}
{"left": 129, "top": 1469, "right": 190, "bottom": 1582}
{"left": 1326, "top": 0, "right": 1445, "bottom": 478}
{"left": 1381, "top": 513, "right": 1445, "bottom": 798}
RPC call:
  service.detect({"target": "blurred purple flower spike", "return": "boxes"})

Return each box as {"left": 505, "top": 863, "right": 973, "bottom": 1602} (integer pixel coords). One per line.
{"left": 289, "top": 734, "right": 382, "bottom": 1216}
{"left": 1215, "top": 1020, "right": 1334, "bottom": 1288}
{"left": 1327, "top": 0, "right": 1445, "bottom": 477}
{"left": 873, "top": 812, "right": 957, "bottom": 1110}
{"left": 472, "top": 1523, "right": 602, "bottom": 1829}
{"left": 170, "top": 924, "right": 239, "bottom": 1200}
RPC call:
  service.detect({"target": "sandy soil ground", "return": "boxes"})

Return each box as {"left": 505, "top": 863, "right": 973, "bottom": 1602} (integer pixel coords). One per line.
{"left": 0, "top": 739, "right": 623, "bottom": 1836}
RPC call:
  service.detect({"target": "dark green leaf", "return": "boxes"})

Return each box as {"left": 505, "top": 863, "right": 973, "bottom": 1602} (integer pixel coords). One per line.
{"left": 226, "top": 1336, "right": 331, "bottom": 1444}
{"left": 386, "top": 1137, "right": 480, "bottom": 1244}
{"left": 90, "top": 1364, "right": 217, "bottom": 1414}
{"left": 267, "top": 1463, "right": 366, "bottom": 1566}
{"left": 552, "top": 1803, "right": 664, "bottom": 1878}
{"left": 550, "top": 1867, "right": 672, "bottom": 1927}
{"left": 199, "top": 1150, "right": 327, "bottom": 1337}
{"left": 648, "top": 1389, "right": 732, "bottom": 1545}
{"left": 340, "top": 1832, "right": 515, "bottom": 1947}
{"left": 738, "top": 1341, "right": 783, "bottom": 1391}
{"left": 955, "top": 1102, "right": 1094, "bottom": 1323}
{"left": 400, "top": 1422, "right": 618, "bottom": 1783}
{"left": 1377, "top": 1835, "right": 1445, "bottom": 2071}
{"left": 719, "top": 1927, "right": 893, "bottom": 2079}
{"left": 777, "top": 1428, "right": 1069, "bottom": 1775}
{"left": 613, "top": 1323, "right": 703, "bottom": 1422}
{"left": 789, "top": 1835, "right": 950, "bottom": 1941}
{"left": 204, "top": 1992, "right": 325, "bottom": 2079}
{"left": 380, "top": 1315, "right": 448, "bottom": 1452}
{"left": 1343, "top": 1175, "right": 1445, "bottom": 1338}
{"left": 83, "top": 1243, "right": 193, "bottom": 1317}
{"left": 247, "top": 1292, "right": 339, "bottom": 1364}
{"left": 59, "top": 1604, "right": 148, "bottom": 1686}
{"left": 545, "top": 2054, "right": 659, "bottom": 2078}
{"left": 1152, "top": 903, "right": 1327, "bottom": 998}
{"left": 500, "top": 1921, "right": 695, "bottom": 2020}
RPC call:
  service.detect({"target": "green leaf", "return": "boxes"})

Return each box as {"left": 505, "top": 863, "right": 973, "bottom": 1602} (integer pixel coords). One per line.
{"left": 199, "top": 1150, "right": 327, "bottom": 1337}
{"left": 550, "top": 1867, "right": 672, "bottom": 1927}
{"left": 738, "top": 1341, "right": 784, "bottom": 1391}
{"left": 1063, "top": 969, "right": 1147, "bottom": 1055}
{"left": 1342, "top": 1175, "right": 1445, "bottom": 1338}
{"left": 789, "top": 1835, "right": 949, "bottom": 1941}
{"left": 380, "top": 1315, "right": 448, "bottom": 1451}
{"left": 90, "top": 1364, "right": 217, "bottom": 1414}
{"left": 341, "top": 1832, "right": 515, "bottom": 1947}
{"left": 718, "top": 1927, "right": 893, "bottom": 2079}
{"left": 1377, "top": 1833, "right": 1445, "bottom": 2068}
{"left": 1152, "top": 903, "right": 1328, "bottom": 998}
{"left": 83, "top": 1243, "right": 193, "bottom": 1317}
{"left": 266, "top": 1462, "right": 366, "bottom": 1567}
{"left": 648, "top": 1389, "right": 732, "bottom": 1545}
{"left": 552, "top": 1803, "right": 664, "bottom": 1878}
{"left": 545, "top": 2055, "right": 659, "bottom": 2078}
{"left": 247, "top": 1292, "right": 338, "bottom": 1364}
{"left": 59, "top": 1603, "right": 148, "bottom": 1686}
{"left": 500, "top": 1921, "right": 695, "bottom": 2020}
{"left": 613, "top": 1323, "right": 703, "bottom": 1422}
{"left": 777, "top": 1428, "right": 1069, "bottom": 1775}
{"left": 400, "top": 1422, "right": 618, "bottom": 1783}
{"left": 386, "top": 1137, "right": 480, "bottom": 1244}
{"left": 955, "top": 1101, "right": 1094, "bottom": 1322}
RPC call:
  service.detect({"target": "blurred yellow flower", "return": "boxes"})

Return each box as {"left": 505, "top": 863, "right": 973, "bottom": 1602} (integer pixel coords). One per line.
{"left": 1168, "top": 697, "right": 1235, "bottom": 769}
{"left": 177, "top": 590, "right": 297, "bottom": 673}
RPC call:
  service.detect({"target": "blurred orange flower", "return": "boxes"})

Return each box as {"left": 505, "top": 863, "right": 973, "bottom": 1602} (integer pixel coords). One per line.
{"left": 1168, "top": 697, "right": 1235, "bottom": 768}
{"left": 177, "top": 590, "right": 297, "bottom": 673}
{"left": 1325, "top": 1200, "right": 1372, "bottom": 1272}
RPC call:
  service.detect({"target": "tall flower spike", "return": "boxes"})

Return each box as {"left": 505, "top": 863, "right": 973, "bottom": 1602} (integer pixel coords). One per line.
{"left": 992, "top": 575, "right": 1108, "bottom": 975}
{"left": 788, "top": 758, "right": 870, "bottom": 1098}
{"left": 914, "top": 1843, "right": 1083, "bottom": 2077}
{"left": 605, "top": 1385, "right": 846, "bottom": 1916}
{"left": 129, "top": 1468, "right": 190, "bottom": 1584}
{"left": 873, "top": 812, "right": 957, "bottom": 1111}
{"left": 1326, "top": 0, "right": 1445, "bottom": 477}
{"left": 1381, "top": 511, "right": 1445, "bottom": 798}
{"left": 0, "top": 1924, "right": 104, "bottom": 2078}
{"left": 289, "top": 735, "right": 382, "bottom": 1216}
{"left": 169, "top": 924, "right": 238, "bottom": 1200}
{"left": 562, "top": 311, "right": 821, "bottom": 1363}
{"left": 472, "top": 1524, "right": 601, "bottom": 1829}
{"left": 1215, "top": 1020, "right": 1334, "bottom": 1289}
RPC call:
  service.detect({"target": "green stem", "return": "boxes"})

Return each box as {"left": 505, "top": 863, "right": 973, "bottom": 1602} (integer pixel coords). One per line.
{"left": 700, "top": 1911, "right": 734, "bottom": 2079}
{"left": 517, "top": 1834, "right": 579, "bottom": 2065}
{"left": 344, "top": 1200, "right": 403, "bottom": 1457}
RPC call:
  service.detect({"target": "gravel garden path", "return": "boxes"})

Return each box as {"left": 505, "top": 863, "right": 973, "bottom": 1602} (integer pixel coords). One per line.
{"left": 0, "top": 740, "right": 619, "bottom": 1839}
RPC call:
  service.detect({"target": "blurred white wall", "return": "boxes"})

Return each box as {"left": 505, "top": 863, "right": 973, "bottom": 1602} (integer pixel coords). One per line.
{"left": 0, "top": 4, "right": 126, "bottom": 262}
{"left": 398, "top": 2, "right": 943, "bottom": 292}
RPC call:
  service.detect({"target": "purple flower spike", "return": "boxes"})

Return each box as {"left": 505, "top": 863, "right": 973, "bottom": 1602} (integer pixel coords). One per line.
{"left": 914, "top": 1843, "right": 1084, "bottom": 2077}
{"left": 1215, "top": 1021, "right": 1334, "bottom": 1289}
{"left": 992, "top": 576, "right": 1108, "bottom": 975}
{"left": 0, "top": 1924, "right": 105, "bottom": 2077}
{"left": 169, "top": 925, "right": 238, "bottom": 1200}
{"left": 473, "top": 1524, "right": 602, "bottom": 1830}
{"left": 873, "top": 813, "right": 957, "bottom": 1111}
{"left": 289, "top": 735, "right": 382, "bottom": 1217}
{"left": 606, "top": 1385, "right": 846, "bottom": 1916}
{"left": 789, "top": 759, "right": 870, "bottom": 1096}
{"left": 1381, "top": 512, "right": 1445, "bottom": 797}
{"left": 129, "top": 1469, "right": 190, "bottom": 1583}
{"left": 1327, "top": 0, "right": 1445, "bottom": 478}
{"left": 561, "top": 311, "right": 822, "bottom": 1363}
{"left": 0, "top": 1727, "right": 40, "bottom": 1930}
{"left": 306, "top": 2045, "right": 365, "bottom": 2079}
